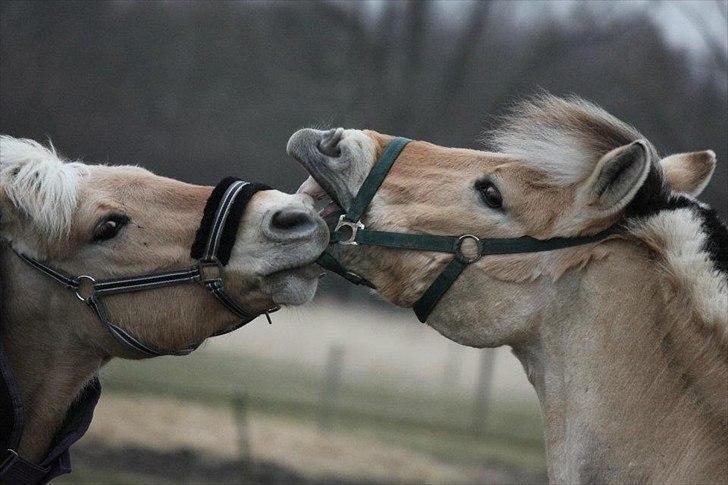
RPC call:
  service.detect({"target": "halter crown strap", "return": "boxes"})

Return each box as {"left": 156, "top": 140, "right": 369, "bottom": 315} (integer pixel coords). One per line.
{"left": 344, "top": 137, "right": 411, "bottom": 223}
{"left": 322, "top": 137, "right": 623, "bottom": 323}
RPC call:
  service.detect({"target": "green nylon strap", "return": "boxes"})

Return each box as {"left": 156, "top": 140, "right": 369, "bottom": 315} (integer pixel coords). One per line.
{"left": 478, "top": 226, "right": 621, "bottom": 255}
{"left": 332, "top": 228, "right": 459, "bottom": 253}
{"left": 412, "top": 257, "right": 468, "bottom": 323}
{"left": 345, "top": 137, "right": 411, "bottom": 222}
{"left": 411, "top": 226, "right": 621, "bottom": 322}
{"left": 332, "top": 226, "right": 620, "bottom": 257}
{"left": 316, "top": 250, "right": 375, "bottom": 288}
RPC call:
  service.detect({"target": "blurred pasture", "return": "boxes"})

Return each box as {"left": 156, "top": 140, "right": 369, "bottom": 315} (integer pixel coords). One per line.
{"left": 58, "top": 302, "right": 545, "bottom": 483}
{"left": 2, "top": 0, "right": 727, "bottom": 483}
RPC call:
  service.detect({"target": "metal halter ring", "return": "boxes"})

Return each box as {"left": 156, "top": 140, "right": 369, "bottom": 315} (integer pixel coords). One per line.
{"left": 454, "top": 234, "right": 482, "bottom": 264}
{"left": 197, "top": 258, "right": 224, "bottom": 284}
{"left": 334, "top": 215, "right": 365, "bottom": 245}
{"left": 74, "top": 275, "right": 97, "bottom": 302}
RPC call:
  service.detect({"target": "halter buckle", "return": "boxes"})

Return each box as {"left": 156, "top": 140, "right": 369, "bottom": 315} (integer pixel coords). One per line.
{"left": 197, "top": 258, "right": 224, "bottom": 284}
{"left": 334, "top": 215, "right": 364, "bottom": 245}
{"left": 74, "top": 275, "right": 97, "bottom": 302}
{"left": 454, "top": 234, "right": 482, "bottom": 264}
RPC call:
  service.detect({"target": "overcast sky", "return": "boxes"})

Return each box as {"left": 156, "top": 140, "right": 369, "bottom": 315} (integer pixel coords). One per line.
{"left": 359, "top": 0, "right": 727, "bottom": 62}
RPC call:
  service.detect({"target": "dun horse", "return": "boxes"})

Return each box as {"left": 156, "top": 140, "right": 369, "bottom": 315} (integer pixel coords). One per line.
{"left": 0, "top": 136, "right": 328, "bottom": 481}
{"left": 289, "top": 96, "right": 727, "bottom": 483}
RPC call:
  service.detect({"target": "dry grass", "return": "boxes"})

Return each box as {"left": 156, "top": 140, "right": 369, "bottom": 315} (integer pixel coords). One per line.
{"left": 80, "top": 392, "right": 535, "bottom": 484}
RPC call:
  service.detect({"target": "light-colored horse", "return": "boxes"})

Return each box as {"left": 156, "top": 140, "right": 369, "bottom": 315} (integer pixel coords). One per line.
{"left": 0, "top": 136, "right": 328, "bottom": 463}
{"left": 288, "top": 96, "right": 727, "bottom": 483}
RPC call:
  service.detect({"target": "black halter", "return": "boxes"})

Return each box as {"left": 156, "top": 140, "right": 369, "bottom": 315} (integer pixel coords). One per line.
{"left": 318, "top": 137, "right": 621, "bottom": 322}
{"left": 11, "top": 177, "right": 278, "bottom": 357}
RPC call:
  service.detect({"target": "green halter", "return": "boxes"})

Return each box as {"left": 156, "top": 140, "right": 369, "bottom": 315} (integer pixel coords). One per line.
{"left": 318, "top": 137, "right": 620, "bottom": 322}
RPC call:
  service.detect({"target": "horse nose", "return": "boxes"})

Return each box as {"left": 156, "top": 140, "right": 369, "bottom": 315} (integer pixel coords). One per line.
{"left": 268, "top": 208, "right": 318, "bottom": 240}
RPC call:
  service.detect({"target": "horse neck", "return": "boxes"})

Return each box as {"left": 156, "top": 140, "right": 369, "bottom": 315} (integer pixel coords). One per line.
{"left": 513, "top": 249, "right": 728, "bottom": 483}
{"left": 0, "top": 247, "right": 105, "bottom": 463}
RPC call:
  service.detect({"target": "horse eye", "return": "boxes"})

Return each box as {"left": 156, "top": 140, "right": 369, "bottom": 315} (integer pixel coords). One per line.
{"left": 93, "top": 214, "right": 129, "bottom": 242}
{"left": 476, "top": 180, "right": 503, "bottom": 209}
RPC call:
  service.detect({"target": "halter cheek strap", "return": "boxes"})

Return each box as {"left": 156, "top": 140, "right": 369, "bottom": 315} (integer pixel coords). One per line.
{"left": 320, "top": 137, "right": 621, "bottom": 323}
{"left": 12, "top": 177, "right": 277, "bottom": 357}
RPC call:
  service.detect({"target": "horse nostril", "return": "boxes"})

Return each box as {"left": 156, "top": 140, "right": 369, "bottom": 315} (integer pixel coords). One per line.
{"left": 271, "top": 209, "right": 316, "bottom": 234}
{"left": 317, "top": 127, "right": 343, "bottom": 157}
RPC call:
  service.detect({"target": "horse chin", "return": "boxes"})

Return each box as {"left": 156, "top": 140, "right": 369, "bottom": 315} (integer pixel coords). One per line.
{"left": 261, "top": 264, "right": 321, "bottom": 306}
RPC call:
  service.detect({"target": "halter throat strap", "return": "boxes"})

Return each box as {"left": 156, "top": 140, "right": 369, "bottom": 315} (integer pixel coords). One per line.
{"left": 12, "top": 177, "right": 275, "bottom": 357}
{"left": 323, "top": 137, "right": 622, "bottom": 323}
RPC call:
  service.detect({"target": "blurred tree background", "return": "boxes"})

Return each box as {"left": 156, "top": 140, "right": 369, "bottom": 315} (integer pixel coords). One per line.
{"left": 1, "top": 0, "right": 725, "bottom": 216}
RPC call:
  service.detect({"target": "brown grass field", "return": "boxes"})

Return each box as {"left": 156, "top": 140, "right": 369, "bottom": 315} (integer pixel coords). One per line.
{"left": 58, "top": 300, "right": 546, "bottom": 484}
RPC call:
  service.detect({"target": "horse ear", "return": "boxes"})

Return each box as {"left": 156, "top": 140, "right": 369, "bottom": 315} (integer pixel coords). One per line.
{"left": 581, "top": 140, "right": 651, "bottom": 215}
{"left": 660, "top": 150, "right": 716, "bottom": 196}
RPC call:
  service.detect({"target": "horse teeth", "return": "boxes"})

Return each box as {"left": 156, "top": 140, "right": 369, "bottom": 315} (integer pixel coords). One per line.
{"left": 296, "top": 176, "right": 326, "bottom": 200}
{"left": 320, "top": 201, "right": 341, "bottom": 217}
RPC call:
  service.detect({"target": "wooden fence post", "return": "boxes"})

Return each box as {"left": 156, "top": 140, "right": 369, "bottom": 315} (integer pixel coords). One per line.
{"left": 318, "top": 343, "right": 345, "bottom": 431}
{"left": 472, "top": 349, "right": 496, "bottom": 435}
{"left": 231, "top": 388, "right": 250, "bottom": 464}
{"left": 441, "top": 344, "right": 463, "bottom": 393}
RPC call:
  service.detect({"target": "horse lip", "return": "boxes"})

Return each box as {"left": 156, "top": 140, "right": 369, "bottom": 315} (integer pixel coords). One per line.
{"left": 296, "top": 176, "right": 327, "bottom": 200}
{"left": 263, "top": 255, "right": 322, "bottom": 278}
{"left": 298, "top": 162, "right": 348, "bottom": 210}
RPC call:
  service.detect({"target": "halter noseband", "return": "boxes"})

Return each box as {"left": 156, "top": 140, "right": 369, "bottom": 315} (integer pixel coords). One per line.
{"left": 12, "top": 177, "right": 278, "bottom": 357}
{"left": 319, "top": 137, "right": 621, "bottom": 322}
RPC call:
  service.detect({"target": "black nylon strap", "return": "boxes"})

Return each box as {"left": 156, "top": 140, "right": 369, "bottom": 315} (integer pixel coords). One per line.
{"left": 12, "top": 251, "right": 78, "bottom": 289}
{"left": 93, "top": 268, "right": 199, "bottom": 296}
{"left": 88, "top": 297, "right": 199, "bottom": 356}
{"left": 345, "top": 137, "right": 411, "bottom": 221}
{"left": 206, "top": 280, "right": 254, "bottom": 320}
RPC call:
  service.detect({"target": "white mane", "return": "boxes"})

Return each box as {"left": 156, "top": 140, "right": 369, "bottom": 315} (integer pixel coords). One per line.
{"left": 0, "top": 135, "right": 87, "bottom": 239}
{"left": 631, "top": 206, "right": 727, "bottom": 331}
{"left": 486, "top": 94, "right": 653, "bottom": 184}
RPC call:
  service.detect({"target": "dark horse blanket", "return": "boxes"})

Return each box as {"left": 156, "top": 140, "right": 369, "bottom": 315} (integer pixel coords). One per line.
{"left": 0, "top": 340, "right": 100, "bottom": 484}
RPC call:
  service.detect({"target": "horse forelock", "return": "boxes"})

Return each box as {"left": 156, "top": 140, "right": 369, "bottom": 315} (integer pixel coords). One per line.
{"left": 0, "top": 136, "right": 87, "bottom": 241}
{"left": 485, "top": 94, "right": 656, "bottom": 185}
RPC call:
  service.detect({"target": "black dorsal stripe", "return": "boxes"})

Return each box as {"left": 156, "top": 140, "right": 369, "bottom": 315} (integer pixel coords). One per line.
{"left": 680, "top": 198, "right": 728, "bottom": 276}
{"left": 625, "top": 163, "right": 727, "bottom": 277}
